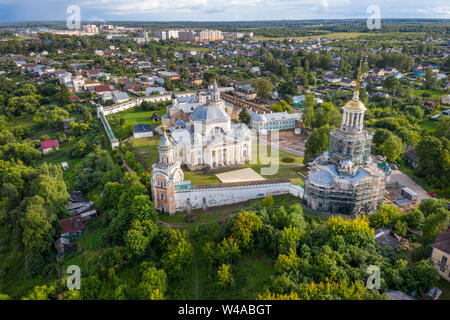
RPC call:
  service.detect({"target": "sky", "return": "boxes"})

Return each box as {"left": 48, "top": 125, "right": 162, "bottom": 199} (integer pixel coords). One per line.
{"left": 0, "top": 0, "right": 449, "bottom": 23}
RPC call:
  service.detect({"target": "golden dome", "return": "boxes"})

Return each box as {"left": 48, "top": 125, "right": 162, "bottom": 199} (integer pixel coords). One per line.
{"left": 343, "top": 99, "right": 366, "bottom": 111}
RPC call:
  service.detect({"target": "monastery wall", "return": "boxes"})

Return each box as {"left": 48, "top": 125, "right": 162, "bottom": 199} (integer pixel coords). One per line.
{"left": 174, "top": 180, "right": 303, "bottom": 213}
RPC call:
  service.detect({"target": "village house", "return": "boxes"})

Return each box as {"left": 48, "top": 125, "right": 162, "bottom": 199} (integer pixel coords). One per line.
{"left": 404, "top": 149, "right": 419, "bottom": 168}
{"left": 431, "top": 229, "right": 450, "bottom": 281}
{"left": 40, "top": 139, "right": 59, "bottom": 155}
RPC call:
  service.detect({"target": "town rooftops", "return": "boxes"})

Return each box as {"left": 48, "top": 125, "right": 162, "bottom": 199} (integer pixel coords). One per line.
{"left": 40, "top": 139, "right": 59, "bottom": 150}
{"left": 95, "top": 85, "right": 111, "bottom": 92}
{"left": 133, "top": 124, "right": 153, "bottom": 133}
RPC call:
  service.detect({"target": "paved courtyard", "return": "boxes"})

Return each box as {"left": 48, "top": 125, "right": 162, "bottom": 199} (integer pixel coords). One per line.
{"left": 216, "top": 168, "right": 265, "bottom": 183}
{"left": 389, "top": 169, "right": 431, "bottom": 202}
{"left": 267, "top": 131, "right": 307, "bottom": 156}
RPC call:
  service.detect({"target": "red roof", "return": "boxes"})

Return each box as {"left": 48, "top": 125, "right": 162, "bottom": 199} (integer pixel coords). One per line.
{"left": 69, "top": 95, "right": 78, "bottom": 101}
{"left": 59, "top": 215, "right": 84, "bottom": 235}
{"left": 40, "top": 139, "right": 59, "bottom": 150}
{"left": 95, "top": 85, "right": 110, "bottom": 92}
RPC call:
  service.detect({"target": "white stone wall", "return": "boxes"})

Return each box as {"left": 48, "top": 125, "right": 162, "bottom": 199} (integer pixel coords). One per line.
{"left": 133, "top": 131, "right": 153, "bottom": 139}
{"left": 174, "top": 182, "right": 302, "bottom": 212}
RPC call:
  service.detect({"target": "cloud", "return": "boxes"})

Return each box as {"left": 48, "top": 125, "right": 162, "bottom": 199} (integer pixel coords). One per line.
{"left": 1, "top": 0, "right": 450, "bottom": 22}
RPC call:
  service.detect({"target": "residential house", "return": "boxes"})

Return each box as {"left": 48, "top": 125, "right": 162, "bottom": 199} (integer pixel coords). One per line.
{"left": 113, "top": 92, "right": 130, "bottom": 104}
{"left": 59, "top": 215, "right": 84, "bottom": 239}
{"left": 431, "top": 229, "right": 450, "bottom": 281}
{"left": 442, "top": 95, "right": 450, "bottom": 105}
{"left": 323, "top": 73, "right": 342, "bottom": 83}
{"left": 146, "top": 86, "right": 166, "bottom": 95}
{"left": 40, "top": 139, "right": 59, "bottom": 155}
{"left": 404, "top": 149, "right": 419, "bottom": 168}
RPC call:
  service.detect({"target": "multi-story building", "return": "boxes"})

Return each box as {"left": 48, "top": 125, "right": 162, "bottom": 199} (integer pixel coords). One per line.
{"left": 249, "top": 110, "right": 300, "bottom": 133}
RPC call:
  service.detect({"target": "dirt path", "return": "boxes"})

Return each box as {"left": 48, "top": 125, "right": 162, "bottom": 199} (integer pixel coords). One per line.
{"left": 186, "top": 238, "right": 199, "bottom": 300}
{"left": 192, "top": 245, "right": 199, "bottom": 300}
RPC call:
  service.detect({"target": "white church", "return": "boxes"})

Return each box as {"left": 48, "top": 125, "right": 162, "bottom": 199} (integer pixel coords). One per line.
{"left": 162, "top": 81, "right": 254, "bottom": 171}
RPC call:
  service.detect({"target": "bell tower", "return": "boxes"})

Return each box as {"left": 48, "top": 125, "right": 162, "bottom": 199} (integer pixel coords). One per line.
{"left": 328, "top": 58, "right": 373, "bottom": 169}
{"left": 151, "top": 123, "right": 184, "bottom": 215}
{"left": 210, "top": 80, "right": 220, "bottom": 102}
{"left": 341, "top": 60, "right": 366, "bottom": 134}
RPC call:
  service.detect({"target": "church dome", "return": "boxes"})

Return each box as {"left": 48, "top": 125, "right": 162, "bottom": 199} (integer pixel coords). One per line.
{"left": 190, "top": 104, "right": 229, "bottom": 123}
{"left": 343, "top": 99, "right": 366, "bottom": 111}
{"left": 252, "top": 113, "right": 266, "bottom": 122}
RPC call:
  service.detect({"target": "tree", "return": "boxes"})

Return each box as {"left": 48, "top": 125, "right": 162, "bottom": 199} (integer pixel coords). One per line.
{"left": 381, "top": 135, "right": 403, "bottom": 162}
{"left": 373, "top": 128, "right": 393, "bottom": 150}
{"left": 216, "top": 237, "right": 240, "bottom": 264}
{"left": 416, "top": 136, "right": 450, "bottom": 188}
{"left": 33, "top": 105, "right": 69, "bottom": 128}
{"left": 424, "top": 67, "right": 438, "bottom": 90}
{"left": 279, "top": 226, "right": 301, "bottom": 254}
{"left": 313, "top": 103, "right": 341, "bottom": 128}
{"left": 422, "top": 209, "right": 449, "bottom": 242}
{"left": 238, "top": 106, "right": 250, "bottom": 125}
{"left": 253, "top": 78, "right": 273, "bottom": 99}
{"left": 270, "top": 100, "right": 292, "bottom": 113}
{"left": 230, "top": 211, "right": 263, "bottom": 250}
{"left": 58, "top": 84, "right": 70, "bottom": 106}
{"left": 161, "top": 228, "right": 193, "bottom": 277}
{"left": 410, "top": 259, "right": 440, "bottom": 292}
{"left": 261, "top": 195, "right": 274, "bottom": 208}
{"left": 70, "top": 122, "right": 89, "bottom": 136}
{"left": 275, "top": 248, "right": 301, "bottom": 273}
{"left": 303, "top": 125, "right": 330, "bottom": 164}
{"left": 125, "top": 219, "right": 158, "bottom": 257}
{"left": 137, "top": 263, "right": 168, "bottom": 300}
{"left": 217, "top": 264, "right": 233, "bottom": 288}
{"left": 21, "top": 195, "right": 56, "bottom": 254}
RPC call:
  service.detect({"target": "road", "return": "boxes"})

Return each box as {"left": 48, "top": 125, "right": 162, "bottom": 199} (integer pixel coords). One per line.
{"left": 389, "top": 169, "right": 431, "bottom": 202}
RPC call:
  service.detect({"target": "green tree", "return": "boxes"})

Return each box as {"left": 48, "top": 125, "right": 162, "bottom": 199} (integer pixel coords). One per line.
{"left": 58, "top": 84, "right": 71, "bottom": 106}
{"left": 381, "top": 135, "right": 403, "bottom": 162}
{"left": 303, "top": 125, "right": 330, "bottom": 164}
{"left": 238, "top": 106, "right": 250, "bottom": 125}
{"left": 230, "top": 211, "right": 263, "bottom": 250}
{"left": 253, "top": 78, "right": 273, "bottom": 99}
{"left": 217, "top": 264, "right": 233, "bottom": 288}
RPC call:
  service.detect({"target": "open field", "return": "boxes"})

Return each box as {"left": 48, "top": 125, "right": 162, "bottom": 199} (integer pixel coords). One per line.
{"left": 253, "top": 32, "right": 428, "bottom": 41}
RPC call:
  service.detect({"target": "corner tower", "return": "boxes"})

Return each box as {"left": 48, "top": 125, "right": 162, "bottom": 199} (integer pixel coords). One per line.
{"left": 151, "top": 123, "right": 184, "bottom": 215}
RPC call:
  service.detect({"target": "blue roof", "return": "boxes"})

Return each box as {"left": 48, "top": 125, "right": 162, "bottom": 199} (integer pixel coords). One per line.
{"left": 133, "top": 124, "right": 152, "bottom": 133}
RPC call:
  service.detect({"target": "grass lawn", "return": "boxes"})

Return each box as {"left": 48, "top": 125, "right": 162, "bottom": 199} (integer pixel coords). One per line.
{"left": 128, "top": 136, "right": 160, "bottom": 169}
{"left": 419, "top": 118, "right": 438, "bottom": 134}
{"left": 107, "top": 108, "right": 166, "bottom": 139}
{"left": 413, "top": 89, "right": 446, "bottom": 100}
{"left": 232, "top": 251, "right": 275, "bottom": 299}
